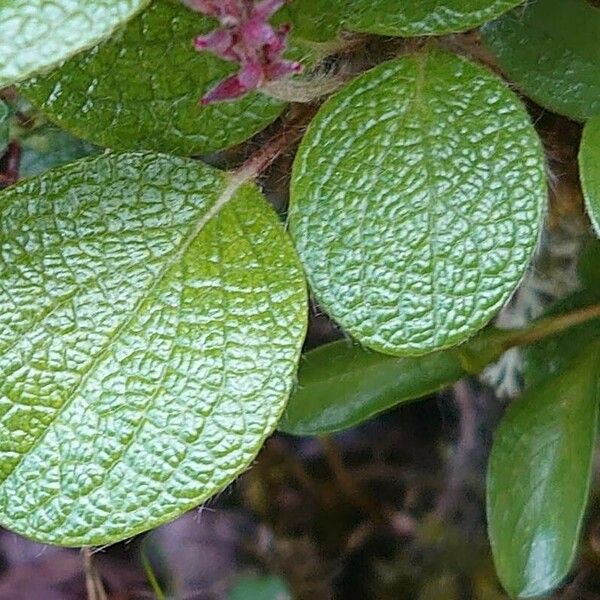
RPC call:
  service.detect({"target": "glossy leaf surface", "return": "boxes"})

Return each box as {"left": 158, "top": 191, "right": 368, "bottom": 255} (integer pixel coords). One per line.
{"left": 280, "top": 340, "right": 465, "bottom": 435}
{"left": 580, "top": 116, "right": 600, "bottom": 236}
{"left": 21, "top": 0, "right": 295, "bottom": 155}
{"left": 488, "top": 345, "right": 600, "bottom": 598}
{"left": 0, "top": 0, "right": 149, "bottom": 88}
{"left": 482, "top": 0, "right": 600, "bottom": 122}
{"left": 290, "top": 49, "right": 546, "bottom": 356}
{"left": 280, "top": 327, "right": 510, "bottom": 435}
{"left": 346, "top": 0, "right": 525, "bottom": 36}
{"left": 0, "top": 153, "right": 307, "bottom": 546}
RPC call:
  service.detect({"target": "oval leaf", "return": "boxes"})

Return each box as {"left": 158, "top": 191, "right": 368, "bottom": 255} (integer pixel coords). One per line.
{"left": 0, "top": 153, "right": 307, "bottom": 546}
{"left": 0, "top": 0, "right": 149, "bottom": 88}
{"left": 487, "top": 344, "right": 600, "bottom": 598}
{"left": 580, "top": 116, "right": 600, "bottom": 236}
{"left": 289, "top": 49, "right": 546, "bottom": 356}
{"left": 346, "top": 0, "right": 525, "bottom": 36}
{"left": 482, "top": 0, "right": 600, "bottom": 122}
{"left": 20, "top": 0, "right": 296, "bottom": 155}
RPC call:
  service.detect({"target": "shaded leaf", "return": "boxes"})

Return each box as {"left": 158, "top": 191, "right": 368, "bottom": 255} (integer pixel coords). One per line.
{"left": 481, "top": 0, "right": 600, "bottom": 122}
{"left": 487, "top": 344, "right": 600, "bottom": 598}
{"left": 20, "top": 0, "right": 305, "bottom": 155}
{"left": 580, "top": 115, "right": 600, "bottom": 236}
{"left": 289, "top": 49, "right": 546, "bottom": 356}
{"left": 280, "top": 328, "right": 510, "bottom": 435}
{"left": 19, "top": 126, "right": 100, "bottom": 178}
{"left": 0, "top": 0, "right": 149, "bottom": 87}
{"left": 0, "top": 152, "right": 307, "bottom": 546}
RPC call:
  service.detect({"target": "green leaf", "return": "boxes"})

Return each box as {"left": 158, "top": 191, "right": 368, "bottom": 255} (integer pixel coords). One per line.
{"left": 280, "top": 327, "right": 512, "bottom": 435}
{"left": 289, "top": 48, "right": 546, "bottom": 356}
{"left": 345, "top": 0, "right": 525, "bottom": 36}
{"left": 0, "top": 152, "right": 307, "bottom": 546}
{"left": 487, "top": 344, "right": 600, "bottom": 598}
{"left": 280, "top": 340, "right": 465, "bottom": 435}
{"left": 523, "top": 289, "right": 600, "bottom": 390}
{"left": 580, "top": 116, "right": 600, "bottom": 236}
{"left": 0, "top": 0, "right": 149, "bottom": 88}
{"left": 0, "top": 102, "right": 9, "bottom": 156}
{"left": 19, "top": 126, "right": 100, "bottom": 178}
{"left": 20, "top": 0, "right": 296, "bottom": 155}
{"left": 229, "top": 576, "right": 291, "bottom": 600}
{"left": 481, "top": 0, "right": 600, "bottom": 122}
{"left": 276, "top": 0, "right": 346, "bottom": 42}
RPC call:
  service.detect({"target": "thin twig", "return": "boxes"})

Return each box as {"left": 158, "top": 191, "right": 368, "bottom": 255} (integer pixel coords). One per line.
{"left": 81, "top": 547, "right": 108, "bottom": 600}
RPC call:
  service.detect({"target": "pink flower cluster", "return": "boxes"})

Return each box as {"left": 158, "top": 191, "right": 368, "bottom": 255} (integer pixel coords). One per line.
{"left": 186, "top": 0, "right": 303, "bottom": 104}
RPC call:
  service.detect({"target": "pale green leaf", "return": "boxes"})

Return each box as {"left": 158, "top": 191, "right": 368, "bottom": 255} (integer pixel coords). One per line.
{"left": 20, "top": 0, "right": 300, "bottom": 155}
{"left": 0, "top": 0, "right": 150, "bottom": 88}
{"left": 289, "top": 49, "right": 546, "bottom": 356}
{"left": 487, "top": 344, "right": 600, "bottom": 598}
{"left": 0, "top": 152, "right": 307, "bottom": 546}
{"left": 346, "top": 0, "right": 525, "bottom": 36}
{"left": 481, "top": 0, "right": 600, "bottom": 122}
{"left": 580, "top": 116, "right": 600, "bottom": 236}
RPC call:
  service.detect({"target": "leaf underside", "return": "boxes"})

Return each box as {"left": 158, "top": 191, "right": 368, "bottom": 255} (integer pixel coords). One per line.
{"left": 0, "top": 152, "right": 307, "bottom": 546}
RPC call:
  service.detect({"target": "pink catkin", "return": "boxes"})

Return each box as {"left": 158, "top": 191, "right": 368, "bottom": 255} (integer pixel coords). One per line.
{"left": 186, "top": 0, "right": 303, "bottom": 104}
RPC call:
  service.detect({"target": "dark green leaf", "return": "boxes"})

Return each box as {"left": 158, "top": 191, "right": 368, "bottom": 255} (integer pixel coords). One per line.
{"left": 524, "top": 290, "right": 600, "bottom": 390}
{"left": 0, "top": 0, "right": 149, "bottom": 87}
{"left": 280, "top": 328, "right": 509, "bottom": 435}
{"left": 580, "top": 116, "right": 600, "bottom": 236}
{"left": 20, "top": 0, "right": 304, "bottom": 155}
{"left": 487, "top": 344, "right": 600, "bottom": 598}
{"left": 280, "top": 340, "right": 465, "bottom": 435}
{"left": 0, "top": 152, "right": 307, "bottom": 546}
{"left": 289, "top": 49, "right": 546, "bottom": 356}
{"left": 346, "top": 0, "right": 525, "bottom": 36}
{"left": 481, "top": 0, "right": 600, "bottom": 122}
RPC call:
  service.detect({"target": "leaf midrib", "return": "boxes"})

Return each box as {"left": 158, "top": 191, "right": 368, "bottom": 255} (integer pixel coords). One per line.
{"left": 0, "top": 170, "right": 247, "bottom": 486}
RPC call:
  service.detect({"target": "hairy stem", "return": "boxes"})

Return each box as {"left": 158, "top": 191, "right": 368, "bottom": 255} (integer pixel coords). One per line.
{"left": 232, "top": 104, "right": 317, "bottom": 183}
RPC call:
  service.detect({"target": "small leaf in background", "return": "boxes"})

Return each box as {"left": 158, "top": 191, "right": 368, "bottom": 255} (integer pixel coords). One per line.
{"left": 345, "top": 0, "right": 525, "bottom": 36}
{"left": 580, "top": 115, "right": 600, "bottom": 236}
{"left": 20, "top": 0, "right": 304, "bottom": 155}
{"left": 481, "top": 0, "right": 600, "bottom": 122}
{"left": 19, "top": 126, "right": 100, "bottom": 178}
{"left": 0, "top": 0, "right": 150, "bottom": 88}
{"left": 487, "top": 344, "right": 600, "bottom": 598}
{"left": 0, "top": 152, "right": 307, "bottom": 546}
{"left": 0, "top": 102, "right": 9, "bottom": 156}
{"left": 229, "top": 575, "right": 291, "bottom": 600}
{"left": 289, "top": 48, "right": 545, "bottom": 356}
